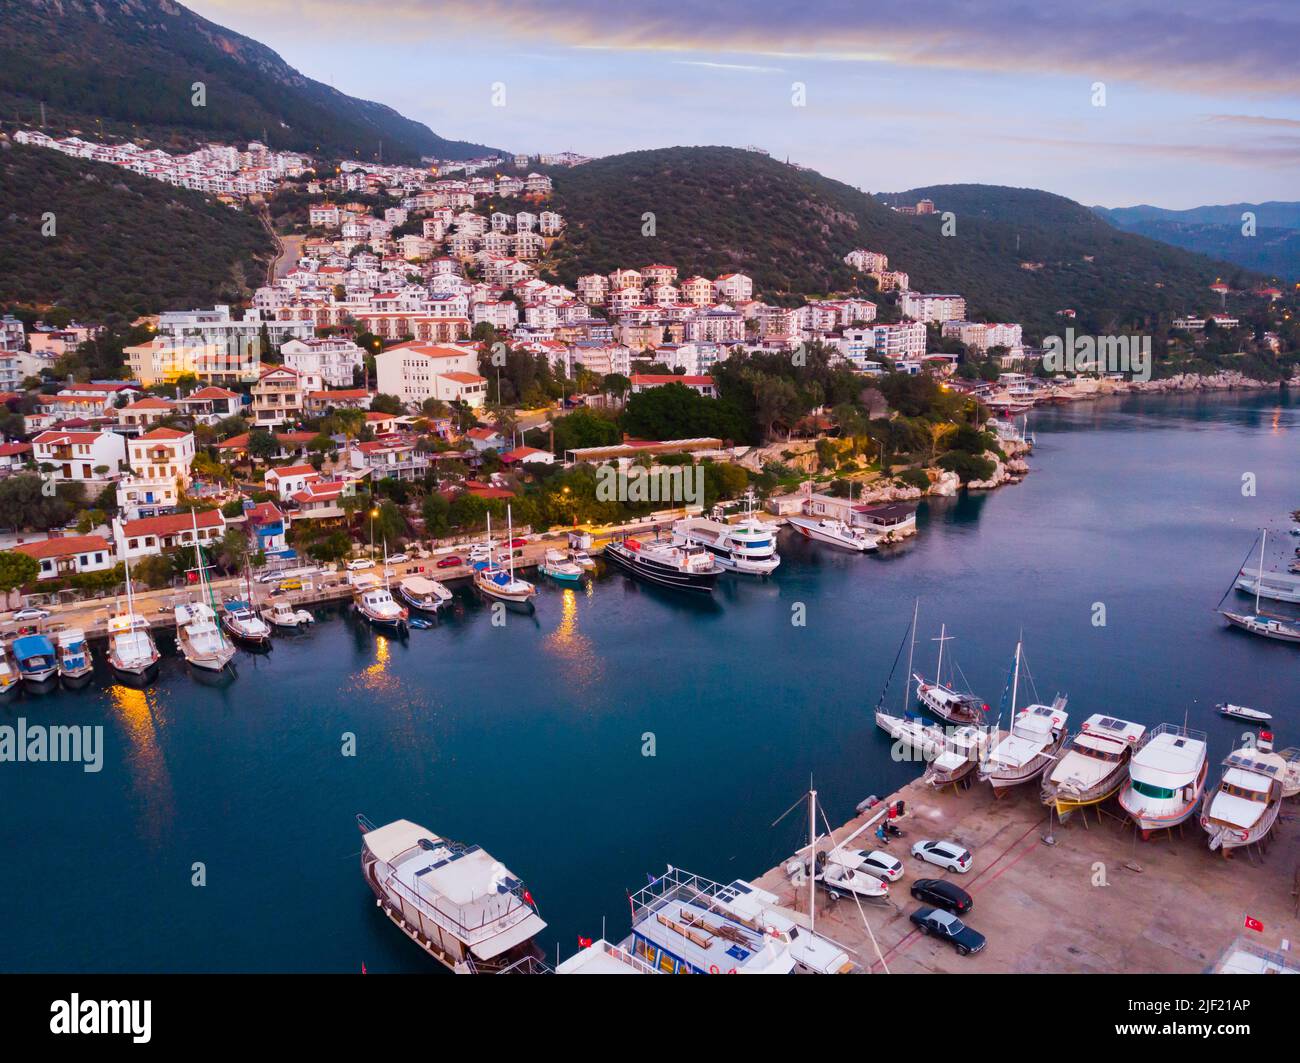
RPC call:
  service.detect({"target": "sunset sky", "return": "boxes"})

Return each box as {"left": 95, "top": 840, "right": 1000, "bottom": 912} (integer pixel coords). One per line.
{"left": 187, "top": 0, "right": 1300, "bottom": 208}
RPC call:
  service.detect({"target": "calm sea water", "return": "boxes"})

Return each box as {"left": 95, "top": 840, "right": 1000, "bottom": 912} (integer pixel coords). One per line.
{"left": 3, "top": 391, "right": 1298, "bottom": 973}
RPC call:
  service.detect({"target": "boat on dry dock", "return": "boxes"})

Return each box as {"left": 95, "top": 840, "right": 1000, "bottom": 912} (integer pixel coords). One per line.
{"left": 978, "top": 641, "right": 1069, "bottom": 792}
{"left": 1117, "top": 723, "right": 1209, "bottom": 836}
{"left": 1200, "top": 736, "right": 1287, "bottom": 852}
{"left": 923, "top": 725, "right": 991, "bottom": 787}
{"left": 912, "top": 623, "right": 988, "bottom": 726}
{"left": 1041, "top": 714, "right": 1146, "bottom": 814}
{"left": 357, "top": 814, "right": 547, "bottom": 973}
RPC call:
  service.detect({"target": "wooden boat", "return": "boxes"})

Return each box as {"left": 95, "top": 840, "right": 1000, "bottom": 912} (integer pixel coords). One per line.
{"left": 1041, "top": 714, "right": 1146, "bottom": 814}
{"left": 1201, "top": 737, "right": 1286, "bottom": 852}
{"left": 1117, "top": 723, "right": 1208, "bottom": 836}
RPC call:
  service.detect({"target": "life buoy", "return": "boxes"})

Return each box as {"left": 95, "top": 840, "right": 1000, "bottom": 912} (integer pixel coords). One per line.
{"left": 709, "top": 964, "right": 719, "bottom": 974}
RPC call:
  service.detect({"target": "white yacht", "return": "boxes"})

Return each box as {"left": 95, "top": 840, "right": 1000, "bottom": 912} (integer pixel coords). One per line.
{"left": 395, "top": 575, "right": 453, "bottom": 613}
{"left": 1117, "top": 723, "right": 1209, "bottom": 836}
{"left": 785, "top": 515, "right": 877, "bottom": 552}
{"left": 261, "top": 599, "right": 315, "bottom": 630}
{"left": 1041, "top": 714, "right": 1146, "bottom": 814}
{"left": 875, "top": 709, "right": 950, "bottom": 762}
{"left": 912, "top": 624, "right": 987, "bottom": 726}
{"left": 174, "top": 602, "right": 235, "bottom": 672}
{"left": 672, "top": 494, "right": 781, "bottom": 575}
{"left": 1235, "top": 568, "right": 1300, "bottom": 605}
{"left": 358, "top": 815, "right": 547, "bottom": 974}
{"left": 352, "top": 574, "right": 409, "bottom": 632}
{"left": 1201, "top": 737, "right": 1287, "bottom": 852}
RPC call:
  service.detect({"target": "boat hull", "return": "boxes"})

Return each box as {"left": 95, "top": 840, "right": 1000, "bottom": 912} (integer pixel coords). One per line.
{"left": 1042, "top": 768, "right": 1128, "bottom": 814}
{"left": 395, "top": 587, "right": 450, "bottom": 613}
{"left": 1222, "top": 611, "right": 1300, "bottom": 643}
{"left": 19, "top": 668, "right": 59, "bottom": 693}
{"left": 603, "top": 545, "right": 720, "bottom": 593}
{"left": 59, "top": 667, "right": 95, "bottom": 690}
{"left": 108, "top": 657, "right": 160, "bottom": 685}
{"left": 1118, "top": 759, "right": 1208, "bottom": 836}
{"left": 785, "top": 517, "right": 875, "bottom": 552}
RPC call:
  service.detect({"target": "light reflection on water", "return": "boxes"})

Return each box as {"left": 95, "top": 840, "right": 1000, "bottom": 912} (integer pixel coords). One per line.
{"left": 543, "top": 586, "right": 602, "bottom": 693}
{"left": 107, "top": 683, "right": 175, "bottom": 847}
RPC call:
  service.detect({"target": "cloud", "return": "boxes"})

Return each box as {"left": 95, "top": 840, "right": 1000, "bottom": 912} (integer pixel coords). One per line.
{"left": 1204, "top": 114, "right": 1300, "bottom": 129}
{"left": 672, "top": 61, "right": 785, "bottom": 74}
{"left": 995, "top": 133, "right": 1300, "bottom": 168}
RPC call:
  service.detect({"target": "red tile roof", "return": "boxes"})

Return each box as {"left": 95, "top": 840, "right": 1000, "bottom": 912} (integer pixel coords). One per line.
{"left": 12, "top": 535, "right": 112, "bottom": 560}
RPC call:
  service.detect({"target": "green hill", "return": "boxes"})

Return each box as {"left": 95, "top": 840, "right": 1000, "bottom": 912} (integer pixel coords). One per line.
{"left": 0, "top": 0, "right": 499, "bottom": 162}
{"left": 544, "top": 147, "right": 1262, "bottom": 340}
{"left": 0, "top": 142, "right": 273, "bottom": 321}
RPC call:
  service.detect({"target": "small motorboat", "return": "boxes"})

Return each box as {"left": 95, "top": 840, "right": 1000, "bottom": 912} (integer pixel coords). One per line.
{"left": 395, "top": 575, "right": 453, "bottom": 613}
{"left": 12, "top": 634, "right": 59, "bottom": 692}
{"left": 1216, "top": 703, "right": 1272, "bottom": 723}
{"left": 56, "top": 629, "right": 95, "bottom": 689}
{"left": 569, "top": 549, "right": 596, "bottom": 570}
{"left": 539, "top": 548, "right": 583, "bottom": 583}
{"left": 352, "top": 575, "right": 409, "bottom": 632}
{"left": 261, "top": 599, "right": 315, "bottom": 630}
{"left": 221, "top": 599, "right": 273, "bottom": 649}
{"left": 813, "top": 850, "right": 890, "bottom": 901}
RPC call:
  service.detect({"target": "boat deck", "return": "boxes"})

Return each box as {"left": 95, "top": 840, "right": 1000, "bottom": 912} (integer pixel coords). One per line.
{"left": 749, "top": 774, "right": 1300, "bottom": 973}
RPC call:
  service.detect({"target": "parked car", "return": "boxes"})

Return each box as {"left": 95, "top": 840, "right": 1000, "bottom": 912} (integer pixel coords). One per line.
{"left": 346, "top": 558, "right": 374, "bottom": 571}
{"left": 857, "top": 850, "right": 904, "bottom": 882}
{"left": 508, "top": 537, "right": 528, "bottom": 548}
{"left": 384, "top": 553, "right": 408, "bottom": 565}
{"left": 277, "top": 578, "right": 304, "bottom": 591}
{"left": 467, "top": 544, "right": 493, "bottom": 562}
{"left": 909, "top": 906, "right": 986, "bottom": 955}
{"left": 12, "top": 607, "right": 50, "bottom": 622}
{"left": 910, "top": 878, "right": 973, "bottom": 914}
{"left": 911, "top": 839, "right": 972, "bottom": 873}
{"left": 436, "top": 555, "right": 463, "bottom": 569}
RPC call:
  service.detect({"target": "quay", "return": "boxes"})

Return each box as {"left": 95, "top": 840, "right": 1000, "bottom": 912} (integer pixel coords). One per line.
{"left": 753, "top": 774, "right": 1300, "bottom": 973}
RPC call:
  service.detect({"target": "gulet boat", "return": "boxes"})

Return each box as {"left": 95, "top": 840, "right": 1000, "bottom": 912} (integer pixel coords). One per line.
{"left": 1200, "top": 737, "right": 1287, "bottom": 852}
{"left": 1117, "top": 723, "right": 1209, "bottom": 836}
{"left": 1041, "top": 714, "right": 1146, "bottom": 814}
{"left": 978, "top": 640, "right": 1069, "bottom": 792}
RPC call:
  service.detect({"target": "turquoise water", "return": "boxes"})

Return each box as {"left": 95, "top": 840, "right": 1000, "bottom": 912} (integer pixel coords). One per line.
{"left": 2, "top": 391, "right": 1297, "bottom": 972}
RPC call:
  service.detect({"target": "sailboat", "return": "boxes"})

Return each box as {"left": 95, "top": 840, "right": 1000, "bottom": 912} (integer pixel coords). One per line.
{"left": 1222, "top": 531, "right": 1300, "bottom": 643}
{"left": 220, "top": 555, "right": 272, "bottom": 649}
{"left": 912, "top": 623, "right": 988, "bottom": 726}
{"left": 875, "top": 602, "right": 951, "bottom": 761}
{"left": 106, "top": 557, "right": 161, "bottom": 683}
{"left": 977, "top": 640, "right": 1069, "bottom": 792}
{"left": 474, "top": 507, "right": 537, "bottom": 606}
{"left": 175, "top": 512, "right": 236, "bottom": 672}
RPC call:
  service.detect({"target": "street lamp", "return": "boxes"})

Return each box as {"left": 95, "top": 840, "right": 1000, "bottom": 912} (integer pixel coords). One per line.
{"left": 369, "top": 506, "right": 380, "bottom": 559}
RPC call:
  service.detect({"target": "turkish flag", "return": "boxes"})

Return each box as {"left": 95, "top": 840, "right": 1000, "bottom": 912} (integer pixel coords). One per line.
{"left": 1244, "top": 915, "right": 1264, "bottom": 933}
{"left": 578, "top": 936, "right": 593, "bottom": 949}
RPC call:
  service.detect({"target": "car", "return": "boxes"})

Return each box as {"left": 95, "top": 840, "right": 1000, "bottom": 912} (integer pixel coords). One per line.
{"left": 384, "top": 553, "right": 408, "bottom": 565}
{"left": 467, "top": 543, "right": 493, "bottom": 561}
{"left": 277, "top": 578, "right": 303, "bottom": 591}
{"left": 508, "top": 537, "right": 527, "bottom": 548}
{"left": 346, "top": 558, "right": 374, "bottom": 571}
{"left": 909, "top": 906, "right": 986, "bottom": 956}
{"left": 436, "top": 555, "right": 463, "bottom": 568}
{"left": 857, "top": 850, "right": 904, "bottom": 882}
{"left": 12, "top": 607, "right": 50, "bottom": 622}
{"left": 911, "top": 839, "right": 972, "bottom": 873}
{"left": 910, "top": 878, "right": 973, "bottom": 914}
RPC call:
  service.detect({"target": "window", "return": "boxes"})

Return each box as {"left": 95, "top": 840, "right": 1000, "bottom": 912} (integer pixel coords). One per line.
{"left": 1131, "top": 779, "right": 1175, "bottom": 800}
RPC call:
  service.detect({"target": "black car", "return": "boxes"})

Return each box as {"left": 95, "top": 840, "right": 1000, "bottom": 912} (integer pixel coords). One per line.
{"left": 909, "top": 906, "right": 986, "bottom": 956}
{"left": 911, "top": 877, "right": 973, "bottom": 914}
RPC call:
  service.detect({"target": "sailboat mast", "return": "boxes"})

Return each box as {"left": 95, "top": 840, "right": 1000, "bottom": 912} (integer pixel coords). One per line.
{"left": 936, "top": 622, "right": 946, "bottom": 683}
{"left": 903, "top": 599, "right": 918, "bottom": 710}
{"left": 1256, "top": 530, "right": 1266, "bottom": 614}
{"left": 1010, "top": 641, "right": 1022, "bottom": 717}
{"left": 808, "top": 788, "right": 817, "bottom": 936}
{"left": 507, "top": 505, "right": 515, "bottom": 578}
{"left": 486, "top": 512, "right": 494, "bottom": 568}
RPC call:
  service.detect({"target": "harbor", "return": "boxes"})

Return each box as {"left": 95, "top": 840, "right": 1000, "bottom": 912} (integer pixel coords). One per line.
{"left": 2, "top": 391, "right": 1297, "bottom": 973}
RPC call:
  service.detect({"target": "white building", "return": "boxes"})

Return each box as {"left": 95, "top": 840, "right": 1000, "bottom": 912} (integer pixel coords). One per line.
{"left": 32, "top": 429, "right": 127, "bottom": 486}
{"left": 115, "top": 428, "right": 196, "bottom": 521}
{"left": 374, "top": 341, "right": 487, "bottom": 408}
{"left": 899, "top": 291, "right": 967, "bottom": 323}
{"left": 281, "top": 337, "right": 365, "bottom": 389}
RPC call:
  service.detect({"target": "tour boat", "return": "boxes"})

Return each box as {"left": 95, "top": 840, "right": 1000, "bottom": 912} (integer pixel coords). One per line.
{"left": 1216, "top": 703, "right": 1272, "bottom": 723}
{"left": 0, "top": 644, "right": 18, "bottom": 696}
{"left": 538, "top": 548, "right": 584, "bottom": 583}
{"left": 12, "top": 634, "right": 58, "bottom": 692}
{"left": 555, "top": 938, "right": 656, "bottom": 974}
{"left": 357, "top": 814, "right": 547, "bottom": 974}
{"left": 395, "top": 575, "right": 453, "bottom": 613}
{"left": 1221, "top": 531, "right": 1300, "bottom": 643}
{"left": 704, "top": 875, "right": 856, "bottom": 974}
{"left": 785, "top": 515, "right": 877, "bottom": 552}
{"left": 261, "top": 599, "right": 315, "bottom": 630}
{"left": 56, "top": 629, "right": 94, "bottom": 689}
{"left": 352, "top": 574, "right": 409, "bottom": 632}
{"left": 1041, "top": 714, "right": 1146, "bottom": 814}
{"left": 978, "top": 640, "right": 1069, "bottom": 792}
{"left": 1200, "top": 737, "right": 1287, "bottom": 852}
{"left": 924, "top": 726, "right": 991, "bottom": 788}
{"left": 221, "top": 599, "right": 273, "bottom": 649}
{"left": 912, "top": 624, "right": 988, "bottom": 726}
{"left": 106, "top": 613, "right": 161, "bottom": 683}
{"left": 603, "top": 536, "right": 723, "bottom": 593}
{"left": 474, "top": 509, "right": 537, "bottom": 606}
{"left": 1117, "top": 723, "right": 1208, "bottom": 836}
{"left": 174, "top": 602, "right": 236, "bottom": 673}
{"left": 672, "top": 493, "right": 781, "bottom": 576}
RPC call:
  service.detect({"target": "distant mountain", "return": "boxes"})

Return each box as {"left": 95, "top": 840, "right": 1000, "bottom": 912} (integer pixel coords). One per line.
{"left": 0, "top": 0, "right": 500, "bottom": 162}
{"left": 0, "top": 143, "right": 273, "bottom": 321}
{"left": 545, "top": 148, "right": 1262, "bottom": 340}
{"left": 1093, "top": 202, "right": 1300, "bottom": 282}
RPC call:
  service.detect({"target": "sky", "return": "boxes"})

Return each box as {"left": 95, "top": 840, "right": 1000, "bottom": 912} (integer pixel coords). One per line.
{"left": 186, "top": 0, "right": 1300, "bottom": 209}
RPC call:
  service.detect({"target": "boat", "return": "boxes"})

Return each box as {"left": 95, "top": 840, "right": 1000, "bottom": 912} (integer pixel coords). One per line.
{"left": 538, "top": 548, "right": 584, "bottom": 582}
{"left": 978, "top": 640, "right": 1069, "bottom": 792}
{"left": 394, "top": 575, "right": 453, "bottom": 613}
{"left": 1235, "top": 568, "right": 1300, "bottom": 605}
{"left": 704, "top": 876, "right": 855, "bottom": 973}
{"left": 261, "top": 599, "right": 316, "bottom": 630}
{"left": 1221, "top": 530, "right": 1300, "bottom": 643}
{"left": 1216, "top": 703, "right": 1272, "bottom": 723}
{"left": 924, "top": 726, "right": 992, "bottom": 788}
{"left": 12, "top": 634, "right": 58, "bottom": 692}
{"left": 474, "top": 509, "right": 537, "bottom": 606}
{"left": 672, "top": 492, "right": 781, "bottom": 575}
{"left": 220, "top": 599, "right": 273, "bottom": 649}
{"left": 603, "top": 536, "right": 723, "bottom": 593}
{"left": 785, "top": 515, "right": 877, "bottom": 552}
{"left": 555, "top": 938, "right": 656, "bottom": 974}
{"left": 912, "top": 624, "right": 988, "bottom": 726}
{"left": 1041, "top": 714, "right": 1146, "bottom": 814}
{"left": 56, "top": 629, "right": 94, "bottom": 689}
{"left": 875, "top": 709, "right": 949, "bottom": 762}
{"left": 566, "top": 531, "right": 596, "bottom": 570}
{"left": 357, "top": 814, "right": 548, "bottom": 974}
{"left": 0, "top": 644, "right": 18, "bottom": 696}
{"left": 174, "top": 602, "right": 236, "bottom": 672}
{"left": 1117, "top": 723, "right": 1209, "bottom": 836}
{"left": 106, "top": 560, "right": 161, "bottom": 683}
{"left": 814, "top": 849, "right": 890, "bottom": 901}
{"left": 1200, "top": 736, "right": 1287, "bottom": 852}
{"left": 352, "top": 573, "right": 409, "bottom": 632}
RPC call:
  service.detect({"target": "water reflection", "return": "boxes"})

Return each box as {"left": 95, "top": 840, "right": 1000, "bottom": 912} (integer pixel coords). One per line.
{"left": 107, "top": 683, "right": 175, "bottom": 847}
{"left": 543, "top": 586, "right": 602, "bottom": 692}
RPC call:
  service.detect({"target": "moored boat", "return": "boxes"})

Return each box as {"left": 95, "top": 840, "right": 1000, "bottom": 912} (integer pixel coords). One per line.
{"left": 220, "top": 599, "right": 273, "bottom": 649}
{"left": 603, "top": 536, "right": 723, "bottom": 593}
{"left": 1235, "top": 568, "right": 1300, "bottom": 605}
{"left": 875, "top": 709, "right": 949, "bottom": 762}
{"left": 1200, "top": 738, "right": 1286, "bottom": 852}
{"left": 0, "top": 644, "right": 18, "bottom": 696}
{"left": 1221, "top": 531, "right": 1300, "bottom": 643}
{"left": 175, "top": 602, "right": 236, "bottom": 672}
{"left": 352, "top": 574, "right": 409, "bottom": 632}
{"left": 912, "top": 623, "right": 988, "bottom": 726}
{"left": 56, "top": 629, "right": 94, "bottom": 689}
{"left": 784, "top": 515, "right": 877, "bottom": 552}
{"left": 1216, "top": 703, "right": 1272, "bottom": 723}
{"left": 12, "top": 634, "right": 58, "bottom": 692}
{"left": 106, "top": 612, "right": 161, "bottom": 683}
{"left": 1041, "top": 714, "right": 1146, "bottom": 814}
{"left": 672, "top": 492, "right": 781, "bottom": 575}
{"left": 261, "top": 599, "right": 315, "bottom": 630}
{"left": 394, "top": 575, "right": 453, "bottom": 613}
{"left": 474, "top": 508, "right": 537, "bottom": 606}
{"left": 357, "top": 814, "right": 547, "bottom": 973}
{"left": 538, "top": 548, "right": 584, "bottom": 582}
{"left": 1117, "top": 723, "right": 1209, "bottom": 836}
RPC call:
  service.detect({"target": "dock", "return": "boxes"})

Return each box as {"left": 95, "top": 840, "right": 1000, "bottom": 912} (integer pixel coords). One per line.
{"left": 754, "top": 774, "right": 1300, "bottom": 973}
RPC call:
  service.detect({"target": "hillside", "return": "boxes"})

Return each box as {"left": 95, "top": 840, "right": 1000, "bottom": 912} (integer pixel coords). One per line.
{"left": 0, "top": 0, "right": 498, "bottom": 162}
{"left": 1093, "top": 202, "right": 1300, "bottom": 282}
{"left": 544, "top": 147, "right": 1262, "bottom": 340}
{"left": 0, "top": 142, "right": 273, "bottom": 321}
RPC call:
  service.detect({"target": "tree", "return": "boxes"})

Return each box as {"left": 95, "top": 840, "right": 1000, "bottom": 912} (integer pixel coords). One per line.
{"left": 370, "top": 393, "right": 404, "bottom": 415}
{"left": 247, "top": 430, "right": 278, "bottom": 462}
{"left": 0, "top": 550, "right": 40, "bottom": 593}
{"left": 421, "top": 492, "right": 451, "bottom": 538}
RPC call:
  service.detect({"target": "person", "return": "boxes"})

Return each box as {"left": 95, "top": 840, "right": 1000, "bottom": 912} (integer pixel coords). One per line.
{"left": 876, "top": 823, "right": 889, "bottom": 845}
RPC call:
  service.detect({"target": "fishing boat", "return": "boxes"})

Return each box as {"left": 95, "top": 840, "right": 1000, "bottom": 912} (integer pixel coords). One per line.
{"left": 603, "top": 536, "right": 723, "bottom": 593}
{"left": 174, "top": 602, "right": 236, "bottom": 672}
{"left": 538, "top": 548, "right": 584, "bottom": 582}
{"left": 106, "top": 560, "right": 161, "bottom": 683}
{"left": 56, "top": 629, "right": 94, "bottom": 689}
{"left": 1216, "top": 703, "right": 1272, "bottom": 723}
{"left": 220, "top": 599, "right": 273, "bottom": 649}
{"left": 352, "top": 574, "right": 409, "bottom": 632}
{"left": 1200, "top": 736, "right": 1287, "bottom": 852}
{"left": 1221, "top": 531, "right": 1300, "bottom": 643}
{"left": 1117, "top": 723, "right": 1209, "bottom": 836}
{"left": 672, "top": 492, "right": 781, "bottom": 575}
{"left": 912, "top": 624, "right": 988, "bottom": 726}
{"left": 785, "top": 515, "right": 877, "bottom": 552}
{"left": 0, "top": 644, "right": 18, "bottom": 696}
{"left": 474, "top": 509, "right": 537, "bottom": 606}
{"left": 12, "top": 634, "right": 58, "bottom": 692}
{"left": 1041, "top": 714, "right": 1146, "bottom": 814}
{"left": 357, "top": 814, "right": 548, "bottom": 974}
{"left": 261, "top": 599, "right": 315, "bottom": 630}
{"left": 978, "top": 641, "right": 1069, "bottom": 792}
{"left": 924, "top": 726, "right": 991, "bottom": 788}
{"left": 566, "top": 531, "right": 597, "bottom": 570}
{"left": 394, "top": 575, "right": 453, "bottom": 613}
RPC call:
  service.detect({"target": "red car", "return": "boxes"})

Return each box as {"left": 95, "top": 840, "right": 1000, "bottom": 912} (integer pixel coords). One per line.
{"left": 436, "top": 555, "right": 463, "bottom": 568}
{"left": 508, "top": 537, "right": 527, "bottom": 548}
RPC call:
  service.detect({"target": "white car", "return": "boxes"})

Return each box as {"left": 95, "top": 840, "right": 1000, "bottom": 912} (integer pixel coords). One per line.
{"left": 384, "top": 553, "right": 408, "bottom": 565}
{"left": 12, "top": 607, "right": 51, "bottom": 622}
{"left": 911, "top": 839, "right": 972, "bottom": 874}
{"left": 346, "top": 558, "right": 375, "bottom": 571}
{"left": 857, "top": 850, "right": 905, "bottom": 882}
{"left": 467, "top": 544, "right": 494, "bottom": 562}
